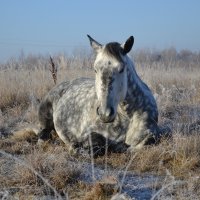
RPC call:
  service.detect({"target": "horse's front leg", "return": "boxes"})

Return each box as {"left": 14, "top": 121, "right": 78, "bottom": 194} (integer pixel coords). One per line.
{"left": 86, "top": 132, "right": 129, "bottom": 157}
{"left": 80, "top": 129, "right": 108, "bottom": 157}
{"left": 125, "top": 112, "right": 158, "bottom": 151}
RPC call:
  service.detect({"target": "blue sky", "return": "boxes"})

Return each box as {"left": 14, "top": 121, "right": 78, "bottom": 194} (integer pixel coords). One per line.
{"left": 0, "top": 0, "right": 200, "bottom": 62}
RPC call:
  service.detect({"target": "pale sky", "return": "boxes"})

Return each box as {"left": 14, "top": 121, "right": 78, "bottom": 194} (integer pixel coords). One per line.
{"left": 0, "top": 0, "right": 200, "bottom": 62}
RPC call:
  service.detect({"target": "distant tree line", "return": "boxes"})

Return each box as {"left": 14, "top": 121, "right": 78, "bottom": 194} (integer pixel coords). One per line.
{"left": 132, "top": 47, "right": 200, "bottom": 65}
{"left": 0, "top": 47, "right": 199, "bottom": 70}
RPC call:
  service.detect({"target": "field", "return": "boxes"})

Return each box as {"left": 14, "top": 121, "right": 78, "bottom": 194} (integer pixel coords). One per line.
{"left": 0, "top": 48, "right": 200, "bottom": 199}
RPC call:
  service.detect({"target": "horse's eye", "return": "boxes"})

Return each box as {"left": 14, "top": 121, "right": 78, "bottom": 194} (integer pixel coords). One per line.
{"left": 119, "top": 67, "right": 124, "bottom": 73}
{"left": 94, "top": 69, "right": 97, "bottom": 73}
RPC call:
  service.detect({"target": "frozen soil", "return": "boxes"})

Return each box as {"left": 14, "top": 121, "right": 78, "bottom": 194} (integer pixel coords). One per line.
{"left": 77, "top": 161, "right": 163, "bottom": 199}
{"left": 0, "top": 146, "right": 185, "bottom": 200}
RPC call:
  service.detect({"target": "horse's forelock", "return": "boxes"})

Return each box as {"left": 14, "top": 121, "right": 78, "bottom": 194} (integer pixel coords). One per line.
{"left": 103, "top": 42, "right": 124, "bottom": 63}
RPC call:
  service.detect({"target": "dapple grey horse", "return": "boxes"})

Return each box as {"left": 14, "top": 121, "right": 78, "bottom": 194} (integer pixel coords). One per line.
{"left": 38, "top": 35, "right": 160, "bottom": 156}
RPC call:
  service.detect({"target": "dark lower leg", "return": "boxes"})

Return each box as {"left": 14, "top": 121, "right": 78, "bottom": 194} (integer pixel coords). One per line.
{"left": 38, "top": 128, "right": 53, "bottom": 140}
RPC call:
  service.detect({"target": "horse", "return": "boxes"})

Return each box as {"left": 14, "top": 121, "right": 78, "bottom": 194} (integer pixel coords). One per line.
{"left": 37, "top": 35, "right": 160, "bottom": 156}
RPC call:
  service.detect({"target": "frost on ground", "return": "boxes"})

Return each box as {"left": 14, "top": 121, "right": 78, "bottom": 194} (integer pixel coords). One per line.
{"left": 1, "top": 50, "right": 200, "bottom": 199}
{"left": 0, "top": 150, "right": 179, "bottom": 200}
{"left": 1, "top": 139, "right": 200, "bottom": 199}
{"left": 78, "top": 161, "right": 161, "bottom": 199}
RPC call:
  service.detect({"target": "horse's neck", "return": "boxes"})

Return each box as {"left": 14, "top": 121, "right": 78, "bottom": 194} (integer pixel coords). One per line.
{"left": 119, "top": 59, "right": 144, "bottom": 116}
{"left": 126, "top": 60, "right": 143, "bottom": 97}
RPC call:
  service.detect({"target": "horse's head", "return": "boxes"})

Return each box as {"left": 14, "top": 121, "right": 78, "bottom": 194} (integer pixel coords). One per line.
{"left": 88, "top": 35, "right": 134, "bottom": 123}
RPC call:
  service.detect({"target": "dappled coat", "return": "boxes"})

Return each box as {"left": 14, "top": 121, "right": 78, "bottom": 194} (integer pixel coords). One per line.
{"left": 38, "top": 35, "right": 160, "bottom": 156}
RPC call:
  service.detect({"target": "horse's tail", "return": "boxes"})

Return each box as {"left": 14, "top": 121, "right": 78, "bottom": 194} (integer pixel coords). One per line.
{"left": 11, "top": 125, "right": 39, "bottom": 142}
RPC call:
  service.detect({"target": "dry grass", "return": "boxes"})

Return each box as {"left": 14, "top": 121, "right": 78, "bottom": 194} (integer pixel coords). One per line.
{"left": 95, "top": 134, "right": 200, "bottom": 178}
{"left": 0, "top": 141, "right": 81, "bottom": 198}
{"left": 0, "top": 49, "right": 200, "bottom": 199}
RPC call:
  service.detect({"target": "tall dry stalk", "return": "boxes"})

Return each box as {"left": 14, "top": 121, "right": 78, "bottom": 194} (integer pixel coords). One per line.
{"left": 49, "top": 56, "right": 58, "bottom": 85}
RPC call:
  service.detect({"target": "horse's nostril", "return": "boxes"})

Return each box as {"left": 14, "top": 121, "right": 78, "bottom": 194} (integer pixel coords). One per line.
{"left": 96, "top": 106, "right": 100, "bottom": 116}
{"left": 109, "top": 107, "right": 115, "bottom": 117}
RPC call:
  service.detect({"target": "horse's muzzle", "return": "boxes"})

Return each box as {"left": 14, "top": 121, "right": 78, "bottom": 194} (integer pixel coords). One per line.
{"left": 96, "top": 106, "right": 115, "bottom": 123}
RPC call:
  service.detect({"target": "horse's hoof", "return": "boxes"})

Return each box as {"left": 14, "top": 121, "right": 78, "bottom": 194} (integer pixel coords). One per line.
{"left": 37, "top": 139, "right": 45, "bottom": 146}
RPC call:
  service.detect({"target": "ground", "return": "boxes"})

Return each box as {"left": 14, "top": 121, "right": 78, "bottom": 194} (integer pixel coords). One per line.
{"left": 0, "top": 49, "right": 200, "bottom": 199}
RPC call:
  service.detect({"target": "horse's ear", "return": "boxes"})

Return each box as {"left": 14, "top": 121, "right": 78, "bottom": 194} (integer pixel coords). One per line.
{"left": 121, "top": 36, "right": 134, "bottom": 54}
{"left": 87, "top": 35, "right": 102, "bottom": 52}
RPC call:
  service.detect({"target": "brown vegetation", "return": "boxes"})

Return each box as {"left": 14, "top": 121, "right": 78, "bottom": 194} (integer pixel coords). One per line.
{"left": 0, "top": 48, "right": 200, "bottom": 199}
